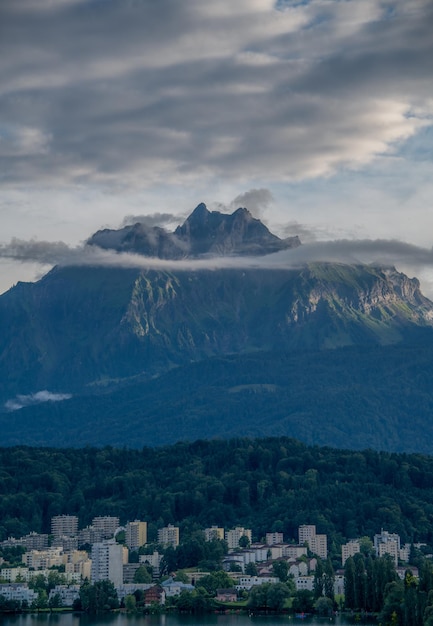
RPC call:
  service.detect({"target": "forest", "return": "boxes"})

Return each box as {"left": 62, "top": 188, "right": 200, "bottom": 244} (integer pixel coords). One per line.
{"left": 0, "top": 436, "right": 433, "bottom": 554}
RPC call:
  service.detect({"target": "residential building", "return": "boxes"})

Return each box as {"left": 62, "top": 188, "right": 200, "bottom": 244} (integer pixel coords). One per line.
{"left": 158, "top": 525, "right": 179, "bottom": 548}
{"left": 161, "top": 577, "right": 194, "bottom": 596}
{"left": 51, "top": 515, "right": 78, "bottom": 539}
{"left": 299, "top": 525, "right": 316, "bottom": 545}
{"left": 266, "top": 532, "right": 284, "bottom": 545}
{"left": 91, "top": 540, "right": 126, "bottom": 587}
{"left": 235, "top": 575, "right": 279, "bottom": 591}
{"left": 140, "top": 551, "right": 163, "bottom": 579}
{"left": 342, "top": 540, "right": 360, "bottom": 565}
{"left": 374, "top": 530, "right": 401, "bottom": 566}
{"left": 144, "top": 585, "right": 165, "bottom": 606}
{"left": 0, "top": 583, "right": 38, "bottom": 604}
{"left": 225, "top": 527, "right": 252, "bottom": 550}
{"left": 295, "top": 575, "right": 314, "bottom": 592}
{"left": 283, "top": 545, "right": 308, "bottom": 559}
{"left": 92, "top": 516, "right": 120, "bottom": 539}
{"left": 48, "top": 585, "right": 80, "bottom": 607}
{"left": 205, "top": 526, "right": 224, "bottom": 542}
{"left": 125, "top": 520, "right": 147, "bottom": 550}
{"left": 22, "top": 533, "right": 49, "bottom": 550}
{"left": 78, "top": 525, "right": 103, "bottom": 546}
{"left": 123, "top": 563, "right": 140, "bottom": 584}
{"left": 22, "top": 548, "right": 65, "bottom": 570}
{"left": 216, "top": 588, "right": 237, "bottom": 602}
{"left": 298, "top": 525, "right": 327, "bottom": 559}
{"left": 0, "top": 567, "right": 30, "bottom": 582}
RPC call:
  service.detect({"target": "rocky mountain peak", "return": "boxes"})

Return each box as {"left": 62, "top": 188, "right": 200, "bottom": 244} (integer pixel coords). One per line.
{"left": 88, "top": 203, "right": 300, "bottom": 258}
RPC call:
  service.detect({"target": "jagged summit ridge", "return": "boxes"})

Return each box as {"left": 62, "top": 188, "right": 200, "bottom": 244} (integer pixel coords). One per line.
{"left": 88, "top": 203, "right": 300, "bottom": 258}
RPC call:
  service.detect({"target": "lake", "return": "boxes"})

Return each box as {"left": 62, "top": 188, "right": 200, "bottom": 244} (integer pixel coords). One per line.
{"left": 0, "top": 613, "right": 372, "bottom": 626}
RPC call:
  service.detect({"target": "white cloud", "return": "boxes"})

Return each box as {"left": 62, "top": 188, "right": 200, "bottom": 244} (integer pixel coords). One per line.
{"left": 5, "top": 390, "right": 72, "bottom": 412}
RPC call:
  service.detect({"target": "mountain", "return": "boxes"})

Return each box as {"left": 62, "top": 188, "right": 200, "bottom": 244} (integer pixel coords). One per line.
{"left": 88, "top": 203, "right": 300, "bottom": 258}
{"left": 1, "top": 204, "right": 433, "bottom": 451}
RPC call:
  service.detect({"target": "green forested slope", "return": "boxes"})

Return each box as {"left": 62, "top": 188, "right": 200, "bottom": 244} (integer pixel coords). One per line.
{"left": 2, "top": 343, "right": 433, "bottom": 452}
{"left": 1, "top": 438, "right": 433, "bottom": 551}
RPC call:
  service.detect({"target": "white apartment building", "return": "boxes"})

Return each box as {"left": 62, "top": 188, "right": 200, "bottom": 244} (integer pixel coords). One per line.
{"left": 140, "top": 551, "right": 163, "bottom": 578}
{"left": 299, "top": 525, "right": 317, "bottom": 545}
{"left": 342, "top": 540, "right": 361, "bottom": 565}
{"left": 48, "top": 585, "right": 80, "bottom": 607}
{"left": 158, "top": 525, "right": 179, "bottom": 548}
{"left": 283, "top": 545, "right": 308, "bottom": 559}
{"left": 295, "top": 575, "right": 314, "bottom": 592}
{"left": 225, "top": 527, "right": 252, "bottom": 550}
{"left": 205, "top": 526, "right": 224, "bottom": 542}
{"left": 92, "top": 516, "right": 120, "bottom": 539}
{"left": 125, "top": 521, "right": 147, "bottom": 550}
{"left": 91, "top": 540, "right": 127, "bottom": 587}
{"left": 374, "top": 530, "right": 401, "bottom": 566}
{"left": 51, "top": 515, "right": 78, "bottom": 538}
{"left": 0, "top": 583, "right": 38, "bottom": 604}
{"left": 235, "top": 575, "right": 279, "bottom": 591}
{"left": 0, "top": 567, "right": 30, "bottom": 582}
{"left": 298, "top": 525, "right": 327, "bottom": 559}
{"left": 22, "top": 548, "right": 65, "bottom": 570}
{"left": 266, "top": 532, "right": 284, "bottom": 546}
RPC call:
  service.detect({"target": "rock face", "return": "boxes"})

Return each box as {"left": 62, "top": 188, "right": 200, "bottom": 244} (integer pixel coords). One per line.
{"left": 87, "top": 203, "right": 300, "bottom": 258}
{"left": 0, "top": 261, "right": 432, "bottom": 402}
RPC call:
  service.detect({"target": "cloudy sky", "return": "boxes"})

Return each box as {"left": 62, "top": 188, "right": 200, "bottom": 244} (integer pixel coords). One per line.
{"left": 1, "top": 0, "right": 433, "bottom": 294}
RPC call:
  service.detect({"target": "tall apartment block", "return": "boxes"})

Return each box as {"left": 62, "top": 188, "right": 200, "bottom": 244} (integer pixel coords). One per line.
{"left": 51, "top": 515, "right": 79, "bottom": 539}
{"left": 91, "top": 540, "right": 126, "bottom": 587}
{"left": 298, "top": 524, "right": 328, "bottom": 559}
{"left": 157, "top": 524, "right": 179, "bottom": 548}
{"left": 92, "top": 516, "right": 120, "bottom": 539}
{"left": 225, "top": 527, "right": 252, "bottom": 550}
{"left": 266, "top": 532, "right": 284, "bottom": 546}
{"left": 374, "top": 530, "right": 401, "bottom": 565}
{"left": 342, "top": 540, "right": 360, "bottom": 565}
{"left": 204, "top": 526, "right": 225, "bottom": 542}
{"left": 125, "top": 521, "right": 147, "bottom": 550}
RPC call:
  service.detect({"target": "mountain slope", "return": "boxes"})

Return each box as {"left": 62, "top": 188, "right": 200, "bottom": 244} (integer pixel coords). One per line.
{"left": 2, "top": 343, "right": 433, "bottom": 452}
{"left": 0, "top": 262, "right": 432, "bottom": 402}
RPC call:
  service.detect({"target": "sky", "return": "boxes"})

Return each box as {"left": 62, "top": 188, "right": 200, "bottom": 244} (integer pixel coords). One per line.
{"left": 1, "top": 0, "right": 433, "bottom": 295}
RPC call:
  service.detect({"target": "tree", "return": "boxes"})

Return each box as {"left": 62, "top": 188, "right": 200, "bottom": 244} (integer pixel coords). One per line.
{"left": 315, "top": 596, "right": 333, "bottom": 617}
{"left": 199, "top": 571, "right": 234, "bottom": 595}
{"left": 245, "top": 562, "right": 258, "bottom": 576}
{"left": 292, "top": 589, "right": 315, "bottom": 614}
{"left": 272, "top": 560, "right": 289, "bottom": 582}
{"left": 134, "top": 565, "right": 152, "bottom": 583}
{"left": 125, "top": 594, "right": 137, "bottom": 612}
{"left": 267, "top": 583, "right": 291, "bottom": 611}
{"left": 323, "top": 558, "right": 335, "bottom": 603}
{"left": 79, "top": 580, "right": 119, "bottom": 613}
{"left": 239, "top": 535, "right": 250, "bottom": 548}
{"left": 313, "top": 559, "right": 324, "bottom": 599}
{"left": 344, "top": 556, "right": 355, "bottom": 610}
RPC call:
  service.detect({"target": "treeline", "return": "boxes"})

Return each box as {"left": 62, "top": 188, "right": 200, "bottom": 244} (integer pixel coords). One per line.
{"left": 1, "top": 438, "right": 433, "bottom": 554}
{"left": 344, "top": 552, "right": 433, "bottom": 625}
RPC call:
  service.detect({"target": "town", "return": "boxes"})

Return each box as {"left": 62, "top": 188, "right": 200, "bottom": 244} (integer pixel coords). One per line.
{"left": 0, "top": 513, "right": 424, "bottom": 612}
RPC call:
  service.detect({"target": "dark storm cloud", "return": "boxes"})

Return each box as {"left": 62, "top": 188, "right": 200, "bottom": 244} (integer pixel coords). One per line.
{"left": 120, "top": 213, "right": 184, "bottom": 228}
{"left": 2, "top": 233, "right": 433, "bottom": 277}
{"left": 229, "top": 189, "right": 274, "bottom": 217}
{"left": 0, "top": 0, "right": 432, "bottom": 187}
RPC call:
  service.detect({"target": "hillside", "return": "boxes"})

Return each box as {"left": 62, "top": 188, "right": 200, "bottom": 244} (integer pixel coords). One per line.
{"left": 1, "top": 438, "right": 433, "bottom": 549}
{"left": 2, "top": 343, "right": 433, "bottom": 452}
